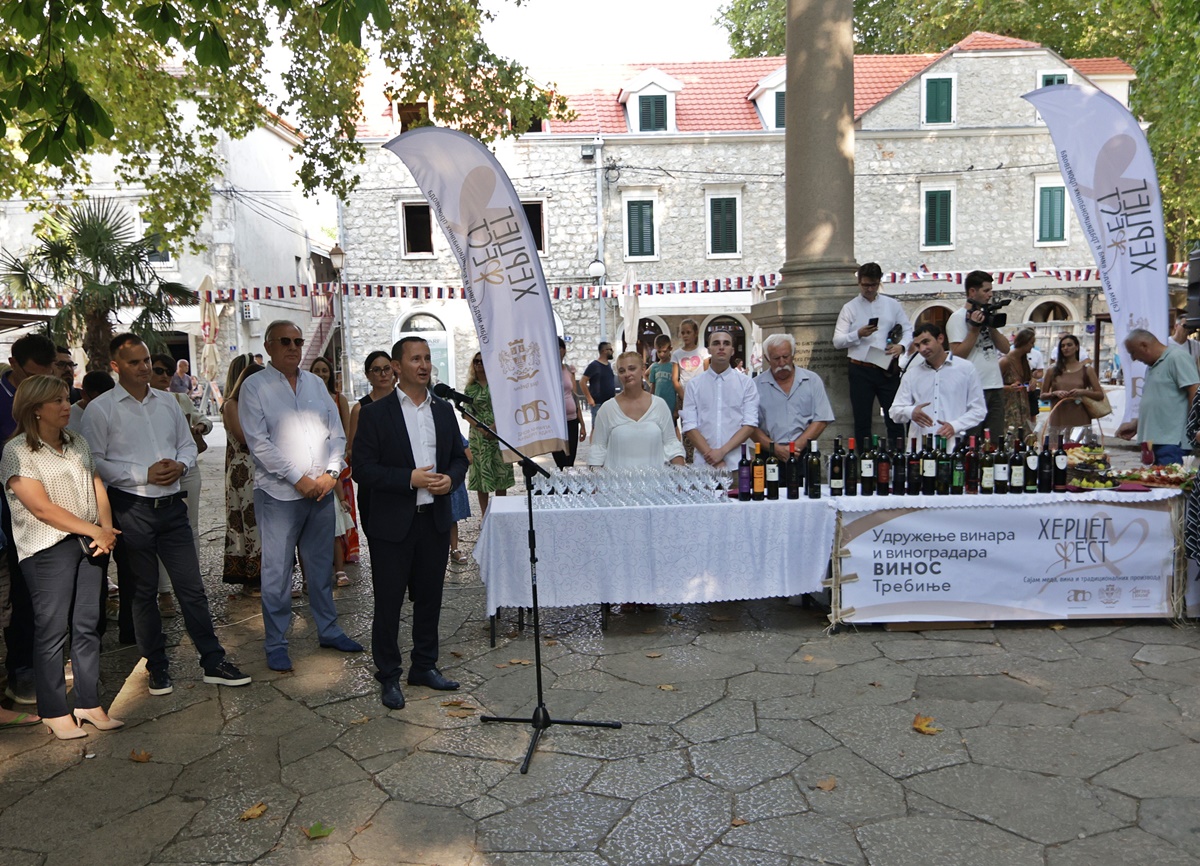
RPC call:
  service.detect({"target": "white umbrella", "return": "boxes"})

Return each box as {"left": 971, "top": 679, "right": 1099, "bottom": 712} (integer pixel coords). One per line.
{"left": 197, "top": 275, "right": 221, "bottom": 384}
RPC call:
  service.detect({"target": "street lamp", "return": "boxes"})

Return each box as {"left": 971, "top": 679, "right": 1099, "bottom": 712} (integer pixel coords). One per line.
{"left": 587, "top": 258, "right": 607, "bottom": 342}
{"left": 329, "top": 244, "right": 353, "bottom": 396}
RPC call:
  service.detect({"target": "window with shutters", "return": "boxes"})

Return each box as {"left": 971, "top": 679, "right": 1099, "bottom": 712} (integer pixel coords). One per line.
{"left": 638, "top": 94, "right": 668, "bottom": 132}
{"left": 1034, "top": 177, "right": 1068, "bottom": 246}
{"left": 921, "top": 73, "right": 956, "bottom": 126}
{"left": 401, "top": 202, "right": 435, "bottom": 257}
{"left": 705, "top": 186, "right": 742, "bottom": 258}
{"left": 1041, "top": 72, "right": 1068, "bottom": 87}
{"left": 774, "top": 91, "right": 786, "bottom": 129}
{"left": 920, "top": 184, "right": 955, "bottom": 250}
{"left": 626, "top": 200, "right": 656, "bottom": 259}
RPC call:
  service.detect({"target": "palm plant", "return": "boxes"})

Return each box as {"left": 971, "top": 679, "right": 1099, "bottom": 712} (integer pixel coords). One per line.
{"left": 0, "top": 199, "right": 195, "bottom": 370}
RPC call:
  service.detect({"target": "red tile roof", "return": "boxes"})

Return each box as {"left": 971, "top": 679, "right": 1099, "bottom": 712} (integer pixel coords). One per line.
{"left": 852, "top": 54, "right": 940, "bottom": 119}
{"left": 950, "top": 31, "right": 1043, "bottom": 52}
{"left": 1068, "top": 57, "right": 1136, "bottom": 76}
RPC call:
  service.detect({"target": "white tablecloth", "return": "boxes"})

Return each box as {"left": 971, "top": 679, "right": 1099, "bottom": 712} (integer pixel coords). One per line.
{"left": 475, "top": 496, "right": 836, "bottom": 615}
{"left": 830, "top": 487, "right": 1180, "bottom": 511}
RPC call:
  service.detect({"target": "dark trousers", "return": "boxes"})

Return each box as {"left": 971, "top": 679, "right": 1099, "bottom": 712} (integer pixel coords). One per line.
{"left": 1, "top": 505, "right": 33, "bottom": 679}
{"left": 23, "top": 537, "right": 103, "bottom": 717}
{"left": 849, "top": 362, "right": 905, "bottom": 448}
{"left": 964, "top": 388, "right": 1008, "bottom": 445}
{"left": 552, "top": 418, "right": 581, "bottom": 469}
{"left": 367, "top": 510, "right": 450, "bottom": 684}
{"left": 109, "top": 492, "right": 224, "bottom": 674}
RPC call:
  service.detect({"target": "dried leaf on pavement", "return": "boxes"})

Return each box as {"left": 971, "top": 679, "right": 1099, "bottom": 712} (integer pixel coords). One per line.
{"left": 302, "top": 821, "right": 335, "bottom": 839}
{"left": 1050, "top": 623, "right": 1066, "bottom": 631}
{"left": 348, "top": 716, "right": 370, "bottom": 725}
{"left": 240, "top": 802, "right": 268, "bottom": 821}
{"left": 815, "top": 776, "right": 838, "bottom": 792}
{"left": 658, "top": 684, "right": 676, "bottom": 691}
{"left": 802, "top": 654, "right": 815, "bottom": 662}
{"left": 731, "top": 817, "right": 749, "bottom": 827}
{"left": 129, "top": 749, "right": 152, "bottom": 763}
{"left": 912, "top": 714, "right": 943, "bottom": 736}
{"left": 446, "top": 708, "right": 476, "bottom": 718}
{"left": 441, "top": 699, "right": 466, "bottom": 707}
{"left": 645, "top": 652, "right": 663, "bottom": 659}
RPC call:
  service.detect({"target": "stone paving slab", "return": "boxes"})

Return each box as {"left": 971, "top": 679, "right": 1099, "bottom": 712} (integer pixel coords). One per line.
{"left": 2, "top": 428, "right": 1200, "bottom": 865}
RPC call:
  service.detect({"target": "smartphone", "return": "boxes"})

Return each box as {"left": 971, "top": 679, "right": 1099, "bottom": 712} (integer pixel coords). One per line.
{"left": 868, "top": 317, "right": 879, "bottom": 328}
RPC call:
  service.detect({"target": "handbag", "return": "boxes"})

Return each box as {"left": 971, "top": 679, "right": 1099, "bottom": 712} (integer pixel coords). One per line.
{"left": 1079, "top": 392, "right": 1112, "bottom": 419}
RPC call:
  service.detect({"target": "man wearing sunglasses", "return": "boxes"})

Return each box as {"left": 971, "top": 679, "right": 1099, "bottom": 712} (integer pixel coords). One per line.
{"left": 54, "top": 346, "right": 82, "bottom": 404}
{"left": 238, "top": 320, "right": 363, "bottom": 672}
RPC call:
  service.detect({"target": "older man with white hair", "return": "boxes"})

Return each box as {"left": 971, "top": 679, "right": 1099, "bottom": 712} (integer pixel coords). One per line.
{"left": 751, "top": 333, "right": 834, "bottom": 461}
{"left": 1117, "top": 327, "right": 1200, "bottom": 466}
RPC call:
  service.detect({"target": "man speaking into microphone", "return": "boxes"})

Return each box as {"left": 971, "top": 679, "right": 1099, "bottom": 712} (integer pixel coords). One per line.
{"left": 353, "top": 336, "right": 469, "bottom": 710}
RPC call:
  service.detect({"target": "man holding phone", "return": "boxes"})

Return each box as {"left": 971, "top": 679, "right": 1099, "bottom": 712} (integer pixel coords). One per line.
{"left": 833, "top": 262, "right": 913, "bottom": 447}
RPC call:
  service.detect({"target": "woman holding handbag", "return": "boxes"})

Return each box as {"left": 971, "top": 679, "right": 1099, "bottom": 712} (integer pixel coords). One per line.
{"left": 1042, "top": 334, "right": 1105, "bottom": 438}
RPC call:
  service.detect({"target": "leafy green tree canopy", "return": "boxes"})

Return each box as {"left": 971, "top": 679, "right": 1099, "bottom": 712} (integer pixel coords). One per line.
{"left": 0, "top": 0, "right": 569, "bottom": 252}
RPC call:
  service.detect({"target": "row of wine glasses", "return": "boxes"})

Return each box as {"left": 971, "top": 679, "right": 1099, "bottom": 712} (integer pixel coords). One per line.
{"left": 529, "top": 465, "right": 733, "bottom": 509}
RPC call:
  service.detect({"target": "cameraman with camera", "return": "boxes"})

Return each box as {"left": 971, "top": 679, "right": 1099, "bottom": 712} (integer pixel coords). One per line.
{"left": 946, "top": 270, "right": 1010, "bottom": 442}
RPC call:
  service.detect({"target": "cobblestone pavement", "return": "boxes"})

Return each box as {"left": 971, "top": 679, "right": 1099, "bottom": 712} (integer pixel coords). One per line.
{"left": 2, "top": 428, "right": 1199, "bottom": 865}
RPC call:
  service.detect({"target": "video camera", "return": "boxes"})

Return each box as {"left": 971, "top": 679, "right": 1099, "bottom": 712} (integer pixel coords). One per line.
{"left": 967, "top": 297, "right": 1011, "bottom": 329}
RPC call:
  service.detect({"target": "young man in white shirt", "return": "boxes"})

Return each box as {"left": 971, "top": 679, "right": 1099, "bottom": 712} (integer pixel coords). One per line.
{"left": 945, "top": 270, "right": 1010, "bottom": 441}
{"left": 680, "top": 330, "right": 759, "bottom": 469}
{"left": 890, "top": 323, "right": 987, "bottom": 441}
{"left": 82, "top": 333, "right": 250, "bottom": 696}
{"left": 832, "top": 262, "right": 912, "bottom": 448}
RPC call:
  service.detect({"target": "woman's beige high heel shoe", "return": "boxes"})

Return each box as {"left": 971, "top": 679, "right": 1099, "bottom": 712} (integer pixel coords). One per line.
{"left": 73, "top": 707, "right": 124, "bottom": 731}
{"left": 43, "top": 715, "right": 87, "bottom": 740}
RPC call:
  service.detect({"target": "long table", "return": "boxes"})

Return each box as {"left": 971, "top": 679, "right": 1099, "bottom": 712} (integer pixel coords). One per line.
{"left": 475, "top": 496, "right": 836, "bottom": 616}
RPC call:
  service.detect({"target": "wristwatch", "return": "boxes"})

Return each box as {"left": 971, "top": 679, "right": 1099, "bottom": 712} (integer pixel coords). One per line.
{"left": 325, "top": 469, "right": 339, "bottom": 480}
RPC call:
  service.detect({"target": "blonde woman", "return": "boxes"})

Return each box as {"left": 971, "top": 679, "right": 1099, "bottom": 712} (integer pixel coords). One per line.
{"left": 588, "top": 352, "right": 685, "bottom": 469}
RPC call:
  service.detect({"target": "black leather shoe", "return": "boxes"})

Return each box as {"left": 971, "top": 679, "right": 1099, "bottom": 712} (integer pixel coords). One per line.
{"left": 407, "top": 668, "right": 460, "bottom": 690}
{"left": 381, "top": 679, "right": 405, "bottom": 710}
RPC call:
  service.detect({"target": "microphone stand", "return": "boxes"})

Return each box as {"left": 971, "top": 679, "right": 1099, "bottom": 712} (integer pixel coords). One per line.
{"left": 447, "top": 395, "right": 621, "bottom": 774}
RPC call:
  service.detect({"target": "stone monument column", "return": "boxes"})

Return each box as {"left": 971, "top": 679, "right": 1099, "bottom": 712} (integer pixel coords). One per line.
{"left": 752, "top": 0, "right": 858, "bottom": 438}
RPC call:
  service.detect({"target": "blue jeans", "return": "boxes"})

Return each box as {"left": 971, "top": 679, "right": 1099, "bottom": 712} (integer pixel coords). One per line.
{"left": 1153, "top": 444, "right": 1185, "bottom": 466}
{"left": 253, "top": 490, "right": 345, "bottom": 655}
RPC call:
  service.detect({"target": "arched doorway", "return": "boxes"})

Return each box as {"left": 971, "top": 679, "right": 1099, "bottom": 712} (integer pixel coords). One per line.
{"left": 915, "top": 305, "right": 954, "bottom": 330}
{"left": 703, "top": 316, "right": 747, "bottom": 365}
{"left": 1028, "top": 301, "right": 1071, "bottom": 323}
{"left": 621, "top": 317, "right": 664, "bottom": 361}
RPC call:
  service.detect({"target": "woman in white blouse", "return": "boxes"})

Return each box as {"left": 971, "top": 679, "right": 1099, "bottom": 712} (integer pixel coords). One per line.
{"left": 588, "top": 352, "right": 686, "bottom": 470}
{"left": 0, "top": 375, "right": 120, "bottom": 739}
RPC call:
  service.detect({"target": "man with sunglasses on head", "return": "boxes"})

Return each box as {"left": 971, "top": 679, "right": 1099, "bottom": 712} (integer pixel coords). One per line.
{"left": 238, "top": 320, "right": 363, "bottom": 673}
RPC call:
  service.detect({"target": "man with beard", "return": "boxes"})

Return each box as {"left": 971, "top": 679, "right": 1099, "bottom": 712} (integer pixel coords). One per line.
{"left": 752, "top": 333, "right": 834, "bottom": 460}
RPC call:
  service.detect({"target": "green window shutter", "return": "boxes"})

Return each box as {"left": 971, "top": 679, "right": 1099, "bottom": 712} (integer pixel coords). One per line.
{"left": 1042, "top": 73, "right": 1067, "bottom": 87}
{"left": 924, "top": 189, "right": 952, "bottom": 246}
{"left": 925, "top": 78, "right": 953, "bottom": 124}
{"left": 639, "top": 95, "right": 667, "bottom": 131}
{"left": 774, "top": 91, "right": 786, "bottom": 128}
{"left": 1039, "top": 186, "right": 1066, "bottom": 242}
{"left": 628, "top": 200, "right": 655, "bottom": 256}
{"left": 710, "top": 198, "right": 738, "bottom": 254}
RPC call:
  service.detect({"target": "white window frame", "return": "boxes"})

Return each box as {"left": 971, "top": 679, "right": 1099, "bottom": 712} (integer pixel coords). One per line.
{"left": 704, "top": 184, "right": 743, "bottom": 260}
{"left": 399, "top": 200, "right": 436, "bottom": 260}
{"left": 1033, "top": 174, "right": 1070, "bottom": 248}
{"left": 1034, "top": 69, "right": 1073, "bottom": 123}
{"left": 136, "top": 213, "right": 176, "bottom": 269}
{"left": 621, "top": 186, "right": 661, "bottom": 262}
{"left": 919, "top": 71, "right": 958, "bottom": 129}
{"left": 520, "top": 199, "right": 547, "bottom": 253}
{"left": 632, "top": 85, "right": 676, "bottom": 133}
{"left": 919, "top": 180, "right": 957, "bottom": 252}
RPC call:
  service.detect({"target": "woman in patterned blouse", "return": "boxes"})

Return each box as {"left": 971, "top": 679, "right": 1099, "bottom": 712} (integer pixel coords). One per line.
{"left": 0, "top": 375, "right": 119, "bottom": 739}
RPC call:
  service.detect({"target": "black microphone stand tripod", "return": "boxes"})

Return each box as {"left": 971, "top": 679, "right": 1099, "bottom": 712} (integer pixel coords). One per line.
{"left": 447, "top": 395, "right": 621, "bottom": 774}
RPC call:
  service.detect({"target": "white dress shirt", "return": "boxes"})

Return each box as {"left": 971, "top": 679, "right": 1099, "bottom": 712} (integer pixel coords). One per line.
{"left": 397, "top": 388, "right": 436, "bottom": 506}
{"left": 82, "top": 384, "right": 197, "bottom": 497}
{"left": 833, "top": 294, "right": 913, "bottom": 369}
{"left": 889, "top": 355, "right": 987, "bottom": 440}
{"left": 680, "top": 366, "right": 760, "bottom": 469}
{"left": 587, "top": 396, "right": 686, "bottom": 469}
{"left": 238, "top": 363, "right": 346, "bottom": 502}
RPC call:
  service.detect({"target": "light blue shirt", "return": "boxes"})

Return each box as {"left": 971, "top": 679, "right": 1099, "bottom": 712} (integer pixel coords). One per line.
{"left": 82, "top": 383, "right": 197, "bottom": 497}
{"left": 756, "top": 368, "right": 835, "bottom": 443}
{"left": 238, "top": 363, "right": 346, "bottom": 501}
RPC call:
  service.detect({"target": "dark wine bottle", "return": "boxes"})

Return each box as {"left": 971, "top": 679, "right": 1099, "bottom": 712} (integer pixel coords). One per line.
{"left": 980, "top": 431, "right": 995, "bottom": 495}
{"left": 829, "top": 439, "right": 845, "bottom": 496}
{"left": 1009, "top": 436, "right": 1026, "bottom": 494}
{"left": 921, "top": 434, "right": 937, "bottom": 495}
{"left": 1025, "top": 436, "right": 1040, "bottom": 493}
{"left": 964, "top": 434, "right": 979, "bottom": 494}
{"left": 806, "top": 440, "right": 822, "bottom": 499}
{"left": 752, "top": 442, "right": 766, "bottom": 501}
{"left": 951, "top": 437, "right": 966, "bottom": 495}
{"left": 1053, "top": 434, "right": 1069, "bottom": 493}
{"left": 844, "top": 437, "right": 859, "bottom": 497}
{"left": 875, "top": 435, "right": 891, "bottom": 497}
{"left": 993, "top": 432, "right": 1010, "bottom": 494}
{"left": 737, "top": 444, "right": 752, "bottom": 502}
{"left": 786, "top": 441, "right": 802, "bottom": 499}
{"left": 765, "top": 442, "right": 781, "bottom": 500}
{"left": 935, "top": 435, "right": 952, "bottom": 495}
{"left": 859, "top": 436, "right": 875, "bottom": 496}
{"left": 907, "top": 437, "right": 922, "bottom": 495}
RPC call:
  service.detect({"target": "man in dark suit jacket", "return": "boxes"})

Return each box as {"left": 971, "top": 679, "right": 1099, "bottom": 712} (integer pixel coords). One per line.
{"left": 353, "top": 336, "right": 470, "bottom": 710}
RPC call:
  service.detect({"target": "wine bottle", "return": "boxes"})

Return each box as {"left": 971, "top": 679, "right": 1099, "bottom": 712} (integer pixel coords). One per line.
{"left": 737, "top": 444, "right": 752, "bottom": 501}
{"left": 844, "top": 437, "right": 859, "bottom": 497}
{"left": 875, "top": 436, "right": 891, "bottom": 497}
{"left": 993, "top": 432, "right": 1010, "bottom": 494}
{"left": 921, "top": 434, "right": 937, "bottom": 495}
{"left": 859, "top": 436, "right": 875, "bottom": 496}
{"left": 765, "top": 442, "right": 781, "bottom": 500}
{"left": 891, "top": 437, "right": 908, "bottom": 496}
{"left": 1025, "top": 435, "right": 1040, "bottom": 493}
{"left": 907, "top": 437, "right": 922, "bottom": 496}
{"left": 1053, "top": 434, "right": 1069, "bottom": 493}
{"left": 951, "top": 437, "right": 966, "bottom": 495}
{"left": 964, "top": 434, "right": 979, "bottom": 494}
{"left": 980, "top": 434, "right": 995, "bottom": 494}
{"left": 829, "top": 439, "right": 845, "bottom": 496}
{"left": 1009, "top": 436, "right": 1026, "bottom": 494}
{"left": 806, "top": 440, "right": 822, "bottom": 499}
{"left": 1036, "top": 435, "right": 1054, "bottom": 493}
{"left": 935, "top": 435, "right": 952, "bottom": 495}
{"left": 752, "top": 442, "right": 766, "bottom": 501}
{"left": 786, "top": 441, "right": 801, "bottom": 499}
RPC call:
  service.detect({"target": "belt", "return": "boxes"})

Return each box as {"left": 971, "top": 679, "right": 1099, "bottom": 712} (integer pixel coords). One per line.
{"left": 107, "top": 488, "right": 187, "bottom": 509}
{"left": 414, "top": 503, "right": 433, "bottom": 513}
{"left": 848, "top": 359, "right": 876, "bottom": 367}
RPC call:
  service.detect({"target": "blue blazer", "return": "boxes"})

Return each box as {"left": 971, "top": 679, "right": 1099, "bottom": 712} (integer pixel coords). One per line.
{"left": 352, "top": 391, "right": 469, "bottom": 537}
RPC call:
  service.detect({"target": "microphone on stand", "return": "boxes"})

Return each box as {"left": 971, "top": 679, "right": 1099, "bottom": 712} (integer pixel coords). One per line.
{"left": 432, "top": 382, "right": 475, "bottom": 406}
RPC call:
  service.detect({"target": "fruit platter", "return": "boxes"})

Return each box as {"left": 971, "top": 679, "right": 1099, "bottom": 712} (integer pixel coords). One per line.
{"left": 1109, "top": 464, "right": 1195, "bottom": 489}
{"left": 1064, "top": 443, "right": 1111, "bottom": 486}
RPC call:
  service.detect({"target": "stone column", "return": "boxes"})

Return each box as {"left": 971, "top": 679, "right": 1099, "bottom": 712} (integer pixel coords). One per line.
{"left": 752, "top": 0, "right": 858, "bottom": 438}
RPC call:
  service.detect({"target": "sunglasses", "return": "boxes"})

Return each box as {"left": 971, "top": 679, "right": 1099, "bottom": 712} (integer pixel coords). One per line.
{"left": 269, "top": 337, "right": 305, "bottom": 347}
{"left": 367, "top": 366, "right": 391, "bottom": 376}
{"left": 152, "top": 366, "right": 171, "bottom": 376}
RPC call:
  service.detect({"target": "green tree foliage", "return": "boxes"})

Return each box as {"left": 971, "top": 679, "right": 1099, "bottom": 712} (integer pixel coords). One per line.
{"left": 0, "top": 199, "right": 196, "bottom": 370}
{"left": 0, "top": 0, "right": 570, "bottom": 253}
{"left": 716, "top": 0, "right": 1200, "bottom": 258}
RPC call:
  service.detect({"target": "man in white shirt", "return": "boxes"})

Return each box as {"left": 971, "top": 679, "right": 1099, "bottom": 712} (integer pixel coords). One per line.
{"left": 680, "top": 330, "right": 759, "bottom": 469}
{"left": 83, "top": 333, "right": 250, "bottom": 696}
{"left": 238, "top": 320, "right": 362, "bottom": 673}
{"left": 832, "top": 262, "right": 913, "bottom": 448}
{"left": 945, "top": 270, "right": 1010, "bottom": 441}
{"left": 890, "top": 324, "right": 987, "bottom": 440}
